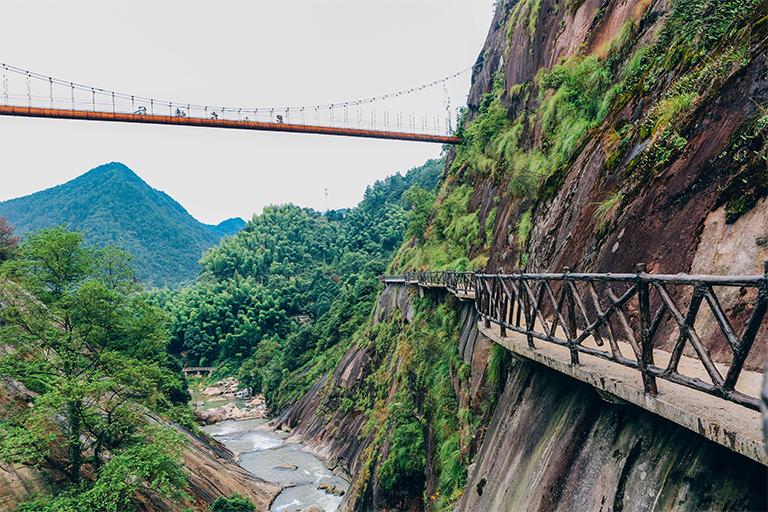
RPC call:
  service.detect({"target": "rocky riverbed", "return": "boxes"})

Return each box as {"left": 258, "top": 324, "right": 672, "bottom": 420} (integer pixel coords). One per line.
{"left": 192, "top": 376, "right": 269, "bottom": 424}
{"left": 191, "top": 378, "right": 349, "bottom": 512}
{"left": 203, "top": 419, "right": 349, "bottom": 512}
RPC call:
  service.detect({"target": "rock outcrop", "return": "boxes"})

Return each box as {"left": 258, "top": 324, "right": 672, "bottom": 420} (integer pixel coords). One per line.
{"left": 455, "top": 359, "right": 767, "bottom": 511}
{"left": 175, "top": 424, "right": 280, "bottom": 511}
{"left": 194, "top": 397, "right": 268, "bottom": 424}
{"left": 0, "top": 420, "right": 281, "bottom": 512}
{"left": 0, "top": 462, "right": 49, "bottom": 512}
{"left": 0, "top": 383, "right": 279, "bottom": 512}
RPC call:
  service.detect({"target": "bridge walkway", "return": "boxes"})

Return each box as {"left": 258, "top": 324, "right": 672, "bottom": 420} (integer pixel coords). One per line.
{"left": 0, "top": 63, "right": 466, "bottom": 144}
{"left": 480, "top": 315, "right": 766, "bottom": 465}
{"left": 182, "top": 366, "right": 215, "bottom": 377}
{"left": 382, "top": 267, "right": 768, "bottom": 465}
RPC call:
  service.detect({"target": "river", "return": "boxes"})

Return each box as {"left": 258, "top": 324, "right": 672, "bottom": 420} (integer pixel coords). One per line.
{"left": 203, "top": 418, "right": 350, "bottom": 512}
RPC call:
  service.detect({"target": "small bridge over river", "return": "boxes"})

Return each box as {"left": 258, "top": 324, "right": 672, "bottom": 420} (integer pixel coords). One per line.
{"left": 182, "top": 366, "right": 215, "bottom": 377}
{"left": 382, "top": 263, "right": 768, "bottom": 465}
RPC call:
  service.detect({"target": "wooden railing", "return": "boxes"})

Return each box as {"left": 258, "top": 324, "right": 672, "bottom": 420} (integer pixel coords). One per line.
{"left": 382, "top": 263, "right": 768, "bottom": 410}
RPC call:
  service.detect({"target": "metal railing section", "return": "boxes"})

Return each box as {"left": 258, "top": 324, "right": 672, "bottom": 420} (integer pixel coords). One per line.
{"left": 382, "top": 264, "right": 768, "bottom": 410}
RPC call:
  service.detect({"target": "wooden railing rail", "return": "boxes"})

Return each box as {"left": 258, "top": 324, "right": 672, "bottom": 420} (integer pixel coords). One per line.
{"left": 381, "top": 263, "right": 768, "bottom": 410}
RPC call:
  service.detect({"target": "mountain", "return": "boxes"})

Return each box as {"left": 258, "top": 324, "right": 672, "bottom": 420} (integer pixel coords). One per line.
{"left": 0, "top": 162, "right": 244, "bottom": 288}
{"left": 204, "top": 217, "right": 247, "bottom": 238}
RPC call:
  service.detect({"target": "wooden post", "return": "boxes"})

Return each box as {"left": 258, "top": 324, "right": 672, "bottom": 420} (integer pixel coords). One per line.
{"left": 525, "top": 280, "right": 535, "bottom": 349}
{"left": 498, "top": 277, "right": 506, "bottom": 336}
{"left": 637, "top": 263, "right": 658, "bottom": 395}
{"left": 564, "top": 267, "right": 580, "bottom": 365}
{"left": 724, "top": 260, "right": 768, "bottom": 391}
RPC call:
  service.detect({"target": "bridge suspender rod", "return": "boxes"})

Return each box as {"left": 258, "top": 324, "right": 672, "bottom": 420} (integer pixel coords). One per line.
{"left": 0, "top": 105, "right": 463, "bottom": 144}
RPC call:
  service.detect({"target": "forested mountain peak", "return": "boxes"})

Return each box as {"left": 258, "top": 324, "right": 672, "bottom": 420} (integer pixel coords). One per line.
{"left": 80, "top": 160, "right": 142, "bottom": 183}
{"left": 205, "top": 217, "right": 247, "bottom": 238}
{"left": 0, "top": 162, "right": 242, "bottom": 288}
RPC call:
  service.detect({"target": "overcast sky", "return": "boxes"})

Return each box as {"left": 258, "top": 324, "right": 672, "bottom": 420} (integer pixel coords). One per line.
{"left": 0, "top": 1, "right": 495, "bottom": 224}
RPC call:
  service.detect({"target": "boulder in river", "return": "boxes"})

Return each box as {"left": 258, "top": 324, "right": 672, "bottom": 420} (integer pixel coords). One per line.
{"left": 194, "top": 409, "right": 223, "bottom": 424}
{"left": 201, "top": 386, "right": 223, "bottom": 396}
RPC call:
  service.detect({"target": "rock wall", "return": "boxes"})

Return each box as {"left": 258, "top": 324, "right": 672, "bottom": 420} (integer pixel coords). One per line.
{"left": 455, "top": 359, "right": 767, "bottom": 512}
{"left": 0, "top": 462, "right": 49, "bottom": 512}
{"left": 270, "top": 275, "right": 768, "bottom": 512}
{"left": 457, "top": 0, "right": 768, "bottom": 366}
{"left": 268, "top": 285, "right": 497, "bottom": 511}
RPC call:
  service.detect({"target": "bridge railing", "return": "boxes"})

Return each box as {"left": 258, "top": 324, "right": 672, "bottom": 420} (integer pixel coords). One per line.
{"left": 182, "top": 366, "right": 215, "bottom": 375}
{"left": 475, "top": 264, "right": 767, "bottom": 410}
{"left": 381, "top": 272, "right": 419, "bottom": 283}
{"left": 413, "top": 270, "right": 475, "bottom": 294}
{"left": 418, "top": 271, "right": 447, "bottom": 287}
{"left": 384, "top": 264, "right": 768, "bottom": 410}
{"left": 446, "top": 271, "right": 475, "bottom": 295}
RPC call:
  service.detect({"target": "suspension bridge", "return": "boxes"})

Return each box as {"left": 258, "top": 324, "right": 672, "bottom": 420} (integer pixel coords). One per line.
{"left": 0, "top": 63, "right": 465, "bottom": 144}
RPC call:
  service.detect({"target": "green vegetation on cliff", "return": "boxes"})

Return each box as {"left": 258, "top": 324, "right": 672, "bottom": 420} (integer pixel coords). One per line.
{"left": 353, "top": 296, "right": 489, "bottom": 510}
{"left": 0, "top": 162, "right": 245, "bottom": 289}
{"left": 393, "top": 0, "right": 766, "bottom": 273}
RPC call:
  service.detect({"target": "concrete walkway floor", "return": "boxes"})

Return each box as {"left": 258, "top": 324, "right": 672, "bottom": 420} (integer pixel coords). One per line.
{"left": 479, "top": 321, "right": 767, "bottom": 466}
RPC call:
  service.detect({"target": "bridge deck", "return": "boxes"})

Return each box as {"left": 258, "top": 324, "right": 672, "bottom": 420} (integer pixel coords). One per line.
{"left": 479, "top": 321, "right": 766, "bottom": 465}
{"left": 182, "top": 366, "right": 214, "bottom": 374}
{"left": 0, "top": 106, "right": 462, "bottom": 144}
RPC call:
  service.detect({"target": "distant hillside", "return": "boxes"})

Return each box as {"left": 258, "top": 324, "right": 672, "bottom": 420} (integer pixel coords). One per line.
{"left": 0, "top": 162, "right": 245, "bottom": 288}
{"left": 204, "top": 217, "right": 246, "bottom": 238}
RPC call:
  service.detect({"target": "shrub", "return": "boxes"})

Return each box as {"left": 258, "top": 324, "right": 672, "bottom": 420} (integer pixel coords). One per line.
{"left": 210, "top": 493, "right": 256, "bottom": 512}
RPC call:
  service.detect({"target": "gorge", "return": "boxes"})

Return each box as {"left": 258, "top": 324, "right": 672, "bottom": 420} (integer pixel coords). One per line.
{"left": 1, "top": 0, "right": 766, "bottom": 510}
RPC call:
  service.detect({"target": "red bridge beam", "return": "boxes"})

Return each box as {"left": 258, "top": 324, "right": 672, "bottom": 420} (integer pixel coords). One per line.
{"left": 0, "top": 105, "right": 463, "bottom": 145}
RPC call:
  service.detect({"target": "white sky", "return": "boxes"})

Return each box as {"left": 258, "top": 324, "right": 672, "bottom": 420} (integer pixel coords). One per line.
{"left": 0, "top": 1, "right": 495, "bottom": 224}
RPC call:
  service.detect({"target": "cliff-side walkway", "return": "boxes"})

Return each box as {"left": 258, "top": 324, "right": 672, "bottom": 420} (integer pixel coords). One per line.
{"left": 382, "top": 266, "right": 767, "bottom": 465}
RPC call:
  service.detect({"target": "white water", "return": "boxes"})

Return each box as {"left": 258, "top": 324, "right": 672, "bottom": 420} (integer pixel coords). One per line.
{"left": 203, "top": 419, "right": 349, "bottom": 512}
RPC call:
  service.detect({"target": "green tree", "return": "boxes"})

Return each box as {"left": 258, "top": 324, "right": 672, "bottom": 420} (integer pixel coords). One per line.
{"left": 210, "top": 493, "right": 256, "bottom": 512}
{"left": 0, "top": 216, "right": 19, "bottom": 262}
{"left": 150, "top": 158, "right": 443, "bottom": 409}
{"left": 402, "top": 185, "right": 435, "bottom": 245}
{"left": 0, "top": 226, "right": 190, "bottom": 509}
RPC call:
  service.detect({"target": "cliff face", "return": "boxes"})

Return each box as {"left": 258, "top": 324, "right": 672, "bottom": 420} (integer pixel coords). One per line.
{"left": 467, "top": 0, "right": 766, "bottom": 270}
{"left": 269, "top": 285, "right": 497, "bottom": 511}
{"left": 269, "top": 3, "right": 767, "bottom": 510}
{"left": 454, "top": 0, "right": 767, "bottom": 366}
{"left": 455, "top": 359, "right": 766, "bottom": 512}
